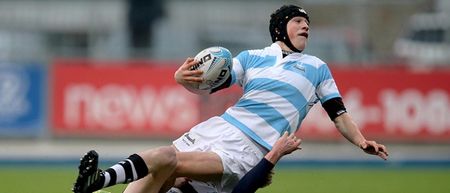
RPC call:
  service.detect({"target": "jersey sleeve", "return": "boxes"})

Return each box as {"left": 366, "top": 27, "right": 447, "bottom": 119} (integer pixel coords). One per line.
{"left": 315, "top": 63, "right": 341, "bottom": 104}
{"left": 231, "top": 50, "right": 249, "bottom": 87}
{"left": 210, "top": 51, "right": 248, "bottom": 93}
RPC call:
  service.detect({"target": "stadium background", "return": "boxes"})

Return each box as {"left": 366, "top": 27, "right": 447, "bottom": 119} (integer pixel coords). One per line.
{"left": 0, "top": 0, "right": 449, "bottom": 193}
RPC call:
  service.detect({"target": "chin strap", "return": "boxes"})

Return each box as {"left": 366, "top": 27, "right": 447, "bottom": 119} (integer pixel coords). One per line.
{"left": 284, "top": 39, "right": 302, "bottom": 53}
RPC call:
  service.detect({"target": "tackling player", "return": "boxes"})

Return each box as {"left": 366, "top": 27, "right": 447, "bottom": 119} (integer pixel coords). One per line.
{"left": 167, "top": 131, "right": 301, "bottom": 193}
{"left": 73, "top": 4, "right": 389, "bottom": 193}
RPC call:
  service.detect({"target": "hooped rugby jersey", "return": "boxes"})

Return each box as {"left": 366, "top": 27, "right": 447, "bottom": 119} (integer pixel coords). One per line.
{"left": 221, "top": 43, "right": 341, "bottom": 150}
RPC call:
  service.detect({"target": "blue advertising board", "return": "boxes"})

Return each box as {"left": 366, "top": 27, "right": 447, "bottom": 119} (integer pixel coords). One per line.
{"left": 0, "top": 64, "right": 46, "bottom": 137}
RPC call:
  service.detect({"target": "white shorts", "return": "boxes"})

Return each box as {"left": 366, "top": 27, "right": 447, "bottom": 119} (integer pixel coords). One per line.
{"left": 173, "top": 116, "right": 267, "bottom": 193}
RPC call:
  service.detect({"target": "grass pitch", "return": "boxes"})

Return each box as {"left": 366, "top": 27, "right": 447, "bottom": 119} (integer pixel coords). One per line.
{"left": 0, "top": 167, "right": 449, "bottom": 193}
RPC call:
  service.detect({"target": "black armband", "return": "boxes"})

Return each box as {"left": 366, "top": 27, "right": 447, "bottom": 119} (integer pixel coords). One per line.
{"left": 322, "top": 97, "right": 347, "bottom": 121}
{"left": 210, "top": 73, "right": 232, "bottom": 94}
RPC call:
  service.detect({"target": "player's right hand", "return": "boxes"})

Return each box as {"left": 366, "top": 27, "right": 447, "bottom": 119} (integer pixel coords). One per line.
{"left": 174, "top": 57, "right": 204, "bottom": 85}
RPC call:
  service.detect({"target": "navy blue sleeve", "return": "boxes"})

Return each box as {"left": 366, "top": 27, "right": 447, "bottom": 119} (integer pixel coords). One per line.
{"left": 231, "top": 158, "right": 275, "bottom": 193}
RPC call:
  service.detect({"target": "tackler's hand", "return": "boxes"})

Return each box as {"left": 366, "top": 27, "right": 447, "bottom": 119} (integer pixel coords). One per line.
{"left": 272, "top": 131, "right": 302, "bottom": 157}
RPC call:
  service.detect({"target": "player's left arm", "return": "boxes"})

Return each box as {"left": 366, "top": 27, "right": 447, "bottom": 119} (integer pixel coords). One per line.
{"left": 322, "top": 98, "right": 389, "bottom": 160}
{"left": 333, "top": 112, "right": 389, "bottom": 160}
{"left": 317, "top": 62, "right": 388, "bottom": 160}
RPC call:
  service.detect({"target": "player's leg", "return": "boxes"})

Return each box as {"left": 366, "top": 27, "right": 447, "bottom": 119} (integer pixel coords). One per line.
{"left": 73, "top": 146, "right": 177, "bottom": 193}
{"left": 123, "top": 150, "right": 223, "bottom": 193}
{"left": 123, "top": 172, "right": 177, "bottom": 193}
{"left": 173, "top": 151, "right": 223, "bottom": 181}
{"left": 122, "top": 146, "right": 180, "bottom": 193}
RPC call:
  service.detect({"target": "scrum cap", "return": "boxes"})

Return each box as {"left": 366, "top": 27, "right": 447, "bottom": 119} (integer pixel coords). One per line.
{"left": 269, "top": 5, "right": 310, "bottom": 52}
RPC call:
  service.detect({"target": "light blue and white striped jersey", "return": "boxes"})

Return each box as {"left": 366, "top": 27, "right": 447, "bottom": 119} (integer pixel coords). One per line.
{"left": 221, "top": 43, "right": 341, "bottom": 150}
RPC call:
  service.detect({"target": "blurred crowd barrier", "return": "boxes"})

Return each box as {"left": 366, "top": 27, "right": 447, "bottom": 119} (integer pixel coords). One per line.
{"left": 1, "top": 60, "right": 449, "bottom": 143}
{"left": 0, "top": 0, "right": 448, "bottom": 67}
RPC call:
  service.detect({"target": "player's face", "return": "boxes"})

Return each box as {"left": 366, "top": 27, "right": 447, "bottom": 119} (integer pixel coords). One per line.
{"left": 286, "top": 16, "right": 309, "bottom": 51}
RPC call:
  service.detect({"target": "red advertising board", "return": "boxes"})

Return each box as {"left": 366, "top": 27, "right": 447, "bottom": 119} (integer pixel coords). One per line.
{"left": 300, "top": 68, "right": 450, "bottom": 142}
{"left": 52, "top": 59, "right": 450, "bottom": 142}
{"left": 52, "top": 59, "right": 199, "bottom": 138}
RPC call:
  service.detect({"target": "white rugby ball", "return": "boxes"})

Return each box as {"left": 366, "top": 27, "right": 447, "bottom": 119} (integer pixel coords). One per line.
{"left": 191, "top": 46, "right": 233, "bottom": 90}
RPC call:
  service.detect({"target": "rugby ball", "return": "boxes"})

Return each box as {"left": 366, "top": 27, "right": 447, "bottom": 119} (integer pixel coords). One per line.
{"left": 191, "top": 46, "right": 233, "bottom": 90}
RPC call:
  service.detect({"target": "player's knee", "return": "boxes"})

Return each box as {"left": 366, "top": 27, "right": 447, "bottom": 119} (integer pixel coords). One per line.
{"left": 152, "top": 146, "right": 177, "bottom": 169}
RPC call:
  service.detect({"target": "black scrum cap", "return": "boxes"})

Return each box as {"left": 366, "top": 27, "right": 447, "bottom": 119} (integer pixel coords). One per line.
{"left": 269, "top": 5, "right": 310, "bottom": 52}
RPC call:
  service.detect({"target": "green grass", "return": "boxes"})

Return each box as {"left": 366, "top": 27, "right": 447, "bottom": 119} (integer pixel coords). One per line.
{"left": 0, "top": 167, "right": 127, "bottom": 193}
{"left": 0, "top": 167, "right": 449, "bottom": 193}
{"left": 258, "top": 168, "right": 450, "bottom": 193}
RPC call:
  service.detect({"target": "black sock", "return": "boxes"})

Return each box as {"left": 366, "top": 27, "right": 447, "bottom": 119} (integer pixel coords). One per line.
{"left": 101, "top": 154, "right": 149, "bottom": 188}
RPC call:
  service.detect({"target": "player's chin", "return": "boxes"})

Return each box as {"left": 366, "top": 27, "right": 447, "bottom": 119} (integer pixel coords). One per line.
{"left": 292, "top": 39, "right": 307, "bottom": 51}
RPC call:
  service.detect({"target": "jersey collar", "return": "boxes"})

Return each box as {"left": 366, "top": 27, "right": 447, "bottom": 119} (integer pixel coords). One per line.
{"left": 270, "top": 43, "right": 303, "bottom": 59}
